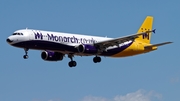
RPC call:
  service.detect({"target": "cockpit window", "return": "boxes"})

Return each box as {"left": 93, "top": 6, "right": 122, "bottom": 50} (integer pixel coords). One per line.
{"left": 12, "top": 33, "right": 23, "bottom": 35}
{"left": 12, "top": 33, "right": 17, "bottom": 35}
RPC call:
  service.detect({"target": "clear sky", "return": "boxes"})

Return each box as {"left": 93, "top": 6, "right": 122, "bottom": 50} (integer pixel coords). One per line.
{"left": 0, "top": 0, "right": 179, "bottom": 101}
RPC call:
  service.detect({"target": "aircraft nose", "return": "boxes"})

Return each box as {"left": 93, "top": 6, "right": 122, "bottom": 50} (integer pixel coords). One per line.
{"left": 6, "top": 38, "right": 13, "bottom": 43}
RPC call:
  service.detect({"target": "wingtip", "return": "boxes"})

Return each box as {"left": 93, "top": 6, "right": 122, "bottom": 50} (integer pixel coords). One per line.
{"left": 164, "top": 41, "right": 173, "bottom": 45}
{"left": 152, "top": 29, "right": 156, "bottom": 33}
{"left": 168, "top": 42, "right": 173, "bottom": 44}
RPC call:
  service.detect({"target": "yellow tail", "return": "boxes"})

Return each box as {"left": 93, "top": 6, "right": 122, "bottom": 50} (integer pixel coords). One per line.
{"left": 136, "top": 16, "right": 153, "bottom": 44}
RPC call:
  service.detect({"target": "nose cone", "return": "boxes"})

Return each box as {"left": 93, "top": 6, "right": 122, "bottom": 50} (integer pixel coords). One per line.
{"left": 6, "top": 38, "right": 13, "bottom": 43}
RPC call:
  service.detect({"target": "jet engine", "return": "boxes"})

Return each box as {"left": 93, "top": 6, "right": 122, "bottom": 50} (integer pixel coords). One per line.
{"left": 77, "top": 44, "right": 98, "bottom": 54}
{"left": 41, "top": 51, "right": 64, "bottom": 61}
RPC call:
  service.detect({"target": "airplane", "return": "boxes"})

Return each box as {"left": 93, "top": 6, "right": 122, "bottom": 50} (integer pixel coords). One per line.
{"left": 6, "top": 16, "right": 172, "bottom": 67}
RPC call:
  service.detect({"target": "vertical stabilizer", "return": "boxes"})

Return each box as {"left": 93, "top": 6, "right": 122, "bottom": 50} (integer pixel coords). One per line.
{"left": 136, "top": 16, "right": 153, "bottom": 44}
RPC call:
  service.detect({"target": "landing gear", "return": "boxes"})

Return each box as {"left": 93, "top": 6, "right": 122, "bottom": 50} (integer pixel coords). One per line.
{"left": 68, "top": 61, "right": 77, "bottom": 67}
{"left": 93, "top": 56, "right": 101, "bottom": 63}
{"left": 23, "top": 48, "right": 29, "bottom": 59}
{"left": 68, "top": 54, "right": 77, "bottom": 67}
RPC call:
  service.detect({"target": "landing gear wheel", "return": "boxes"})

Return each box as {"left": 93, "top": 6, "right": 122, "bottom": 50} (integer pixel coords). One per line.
{"left": 68, "top": 61, "right": 77, "bottom": 67}
{"left": 23, "top": 55, "right": 29, "bottom": 59}
{"left": 68, "top": 62, "right": 73, "bottom": 67}
{"left": 93, "top": 56, "right": 101, "bottom": 63}
{"left": 93, "top": 57, "right": 97, "bottom": 63}
{"left": 97, "top": 57, "right": 101, "bottom": 62}
{"left": 72, "top": 61, "right": 77, "bottom": 67}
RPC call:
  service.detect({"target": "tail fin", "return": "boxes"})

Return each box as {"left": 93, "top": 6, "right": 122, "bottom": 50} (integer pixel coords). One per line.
{"left": 136, "top": 16, "right": 153, "bottom": 44}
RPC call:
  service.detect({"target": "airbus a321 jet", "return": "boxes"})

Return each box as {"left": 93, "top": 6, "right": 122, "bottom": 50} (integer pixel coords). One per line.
{"left": 6, "top": 16, "right": 172, "bottom": 67}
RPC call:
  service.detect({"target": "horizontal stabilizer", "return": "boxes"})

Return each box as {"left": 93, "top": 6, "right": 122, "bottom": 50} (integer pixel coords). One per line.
{"left": 144, "top": 42, "right": 173, "bottom": 49}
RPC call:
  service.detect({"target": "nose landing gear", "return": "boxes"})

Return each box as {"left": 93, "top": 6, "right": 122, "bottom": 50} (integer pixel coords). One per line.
{"left": 23, "top": 48, "right": 29, "bottom": 59}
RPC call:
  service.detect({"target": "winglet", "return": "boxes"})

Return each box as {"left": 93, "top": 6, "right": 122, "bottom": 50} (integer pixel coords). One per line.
{"left": 152, "top": 29, "right": 156, "bottom": 34}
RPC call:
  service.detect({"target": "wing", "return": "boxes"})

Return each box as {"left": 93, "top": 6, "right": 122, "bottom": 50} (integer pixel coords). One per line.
{"left": 94, "top": 29, "right": 156, "bottom": 50}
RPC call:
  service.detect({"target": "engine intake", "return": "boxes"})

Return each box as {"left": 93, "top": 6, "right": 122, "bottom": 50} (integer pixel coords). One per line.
{"left": 77, "top": 44, "right": 98, "bottom": 54}
{"left": 41, "top": 51, "right": 64, "bottom": 61}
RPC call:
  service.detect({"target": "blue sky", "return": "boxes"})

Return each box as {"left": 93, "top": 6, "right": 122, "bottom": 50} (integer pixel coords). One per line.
{"left": 0, "top": 0, "right": 179, "bottom": 101}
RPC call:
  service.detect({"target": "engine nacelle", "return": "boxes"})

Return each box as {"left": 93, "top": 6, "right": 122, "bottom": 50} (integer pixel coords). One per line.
{"left": 41, "top": 51, "right": 64, "bottom": 61}
{"left": 77, "top": 44, "right": 98, "bottom": 54}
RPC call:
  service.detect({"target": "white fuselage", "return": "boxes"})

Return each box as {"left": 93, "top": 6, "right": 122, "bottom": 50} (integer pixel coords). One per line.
{"left": 7, "top": 29, "right": 132, "bottom": 56}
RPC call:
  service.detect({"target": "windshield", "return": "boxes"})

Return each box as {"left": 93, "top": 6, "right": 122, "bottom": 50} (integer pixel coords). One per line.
{"left": 12, "top": 33, "right": 23, "bottom": 35}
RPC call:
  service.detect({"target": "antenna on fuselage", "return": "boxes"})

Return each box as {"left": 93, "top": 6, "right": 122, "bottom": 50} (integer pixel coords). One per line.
{"left": 26, "top": 27, "right": 28, "bottom": 30}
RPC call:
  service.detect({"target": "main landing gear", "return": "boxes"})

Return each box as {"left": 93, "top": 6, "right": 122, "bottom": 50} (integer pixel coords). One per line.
{"left": 23, "top": 48, "right": 29, "bottom": 59}
{"left": 67, "top": 55, "right": 101, "bottom": 67}
{"left": 93, "top": 56, "right": 101, "bottom": 63}
{"left": 68, "top": 54, "right": 77, "bottom": 67}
